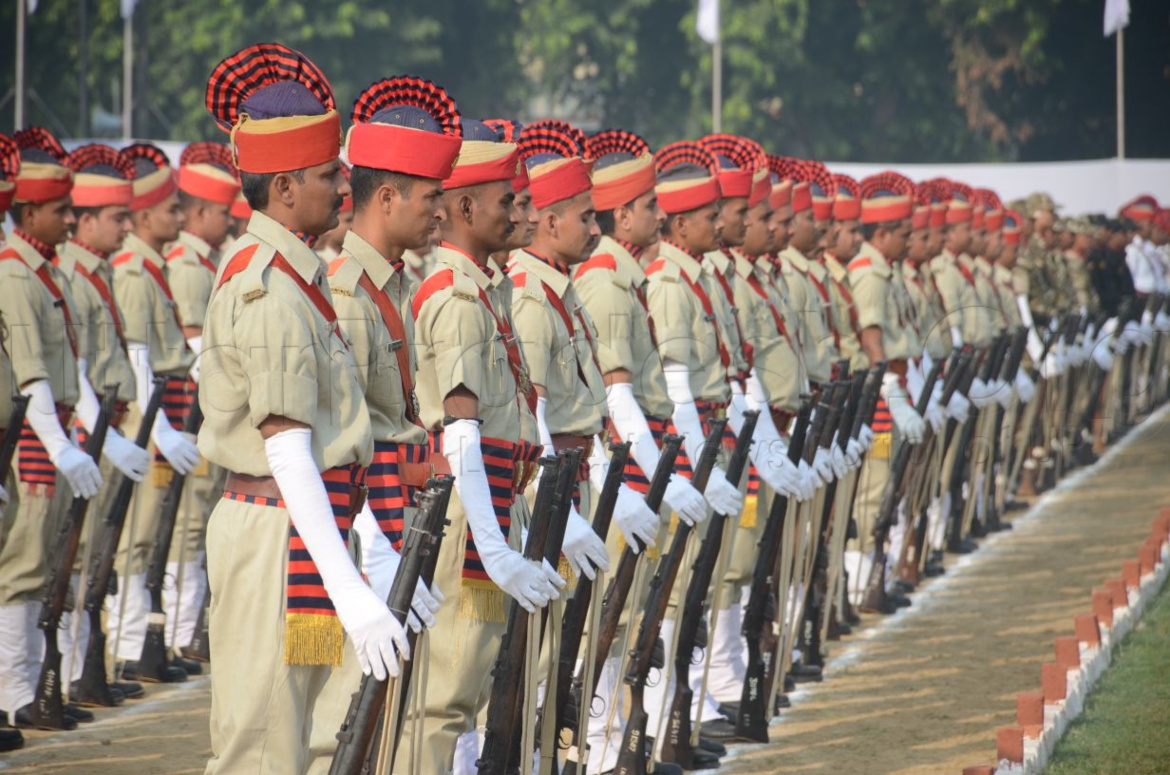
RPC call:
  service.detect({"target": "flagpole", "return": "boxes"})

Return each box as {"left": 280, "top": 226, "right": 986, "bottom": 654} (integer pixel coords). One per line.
{"left": 122, "top": 4, "right": 133, "bottom": 138}
{"left": 711, "top": 0, "right": 722, "bottom": 133}
{"left": 1115, "top": 26, "right": 1125, "bottom": 159}
{"left": 15, "top": 0, "right": 27, "bottom": 130}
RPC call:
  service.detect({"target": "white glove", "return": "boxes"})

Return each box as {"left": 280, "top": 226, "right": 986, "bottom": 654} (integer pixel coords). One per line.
{"left": 968, "top": 377, "right": 993, "bottom": 409}
{"left": 663, "top": 361, "right": 709, "bottom": 476}
{"left": 1156, "top": 311, "right": 1170, "bottom": 333}
{"left": 945, "top": 390, "right": 970, "bottom": 424}
{"left": 663, "top": 474, "right": 707, "bottom": 527}
{"left": 22, "top": 380, "right": 102, "bottom": 498}
{"left": 812, "top": 446, "right": 835, "bottom": 485}
{"left": 353, "top": 502, "right": 443, "bottom": 633}
{"left": 906, "top": 359, "right": 925, "bottom": 405}
{"left": 1092, "top": 341, "right": 1115, "bottom": 372}
{"left": 740, "top": 371, "right": 803, "bottom": 499}
{"left": 829, "top": 441, "right": 849, "bottom": 479}
{"left": 186, "top": 335, "right": 202, "bottom": 384}
{"left": 924, "top": 397, "right": 945, "bottom": 433}
{"left": 584, "top": 433, "right": 661, "bottom": 548}
{"left": 796, "top": 459, "right": 817, "bottom": 501}
{"left": 882, "top": 372, "right": 924, "bottom": 444}
{"left": 858, "top": 424, "right": 874, "bottom": 452}
{"left": 1041, "top": 351, "right": 1062, "bottom": 380}
{"left": 154, "top": 419, "right": 201, "bottom": 475}
{"left": 612, "top": 484, "right": 659, "bottom": 551}
{"left": 265, "top": 428, "right": 408, "bottom": 681}
{"left": 704, "top": 466, "right": 743, "bottom": 515}
{"left": 561, "top": 506, "right": 609, "bottom": 581}
{"left": 444, "top": 419, "right": 563, "bottom": 613}
{"left": 993, "top": 378, "right": 1013, "bottom": 409}
{"left": 844, "top": 437, "right": 864, "bottom": 470}
{"left": 103, "top": 432, "right": 151, "bottom": 482}
{"left": 1015, "top": 370, "right": 1035, "bottom": 404}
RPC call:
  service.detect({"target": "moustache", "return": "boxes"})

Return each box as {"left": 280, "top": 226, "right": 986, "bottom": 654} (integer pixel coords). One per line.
{"left": 332, "top": 197, "right": 344, "bottom": 212}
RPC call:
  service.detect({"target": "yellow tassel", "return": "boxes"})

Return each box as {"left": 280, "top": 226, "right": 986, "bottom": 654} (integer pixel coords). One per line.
{"left": 460, "top": 579, "right": 507, "bottom": 623}
{"left": 558, "top": 555, "right": 577, "bottom": 592}
{"left": 152, "top": 461, "right": 174, "bottom": 488}
{"left": 740, "top": 495, "right": 758, "bottom": 528}
{"left": 618, "top": 533, "right": 660, "bottom": 561}
{"left": 284, "top": 613, "right": 344, "bottom": 666}
{"left": 872, "top": 432, "right": 893, "bottom": 460}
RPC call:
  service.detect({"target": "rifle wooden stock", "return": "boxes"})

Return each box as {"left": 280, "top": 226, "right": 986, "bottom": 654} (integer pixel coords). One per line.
{"left": 478, "top": 451, "right": 576, "bottom": 775}
{"left": 0, "top": 394, "right": 30, "bottom": 483}
{"left": 328, "top": 476, "right": 453, "bottom": 775}
{"left": 614, "top": 419, "right": 727, "bottom": 775}
{"left": 137, "top": 390, "right": 204, "bottom": 683}
{"left": 735, "top": 401, "right": 812, "bottom": 743}
{"left": 30, "top": 391, "right": 118, "bottom": 729}
{"left": 859, "top": 357, "right": 944, "bottom": 613}
{"left": 74, "top": 377, "right": 167, "bottom": 707}
{"left": 565, "top": 434, "right": 683, "bottom": 743}
{"left": 548, "top": 441, "right": 630, "bottom": 739}
{"left": 660, "top": 412, "right": 758, "bottom": 768}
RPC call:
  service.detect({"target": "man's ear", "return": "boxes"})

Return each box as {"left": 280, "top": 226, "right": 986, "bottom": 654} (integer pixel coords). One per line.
{"left": 379, "top": 183, "right": 400, "bottom": 215}
{"left": 272, "top": 172, "right": 296, "bottom": 207}
{"left": 457, "top": 192, "right": 475, "bottom": 223}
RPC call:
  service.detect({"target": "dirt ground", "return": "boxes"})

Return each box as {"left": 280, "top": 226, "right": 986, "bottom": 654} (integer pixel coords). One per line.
{"left": 3, "top": 407, "right": 1168, "bottom": 774}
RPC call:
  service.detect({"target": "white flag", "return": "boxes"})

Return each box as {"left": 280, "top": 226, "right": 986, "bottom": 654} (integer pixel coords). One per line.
{"left": 1103, "top": 0, "right": 1130, "bottom": 37}
{"left": 696, "top": 0, "right": 719, "bottom": 45}
{"left": 122, "top": 0, "right": 138, "bottom": 19}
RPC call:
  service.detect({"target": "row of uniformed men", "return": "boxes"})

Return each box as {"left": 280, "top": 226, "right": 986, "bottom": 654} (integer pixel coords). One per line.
{"left": 2, "top": 41, "right": 1162, "bottom": 774}
{"left": 0, "top": 129, "right": 247, "bottom": 751}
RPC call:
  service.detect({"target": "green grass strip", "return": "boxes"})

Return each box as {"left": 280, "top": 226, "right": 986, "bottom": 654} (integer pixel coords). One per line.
{"left": 1047, "top": 583, "right": 1170, "bottom": 775}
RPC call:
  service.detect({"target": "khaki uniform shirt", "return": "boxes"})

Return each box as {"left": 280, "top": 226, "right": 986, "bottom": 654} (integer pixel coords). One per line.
{"left": 822, "top": 253, "right": 866, "bottom": 371}
{"left": 0, "top": 231, "right": 80, "bottom": 406}
{"left": 955, "top": 253, "right": 993, "bottom": 346}
{"left": 703, "top": 249, "right": 752, "bottom": 383}
{"left": 164, "top": 231, "right": 220, "bottom": 330}
{"left": 1064, "top": 250, "right": 1095, "bottom": 313}
{"left": 903, "top": 261, "right": 952, "bottom": 361}
{"left": 992, "top": 264, "right": 1023, "bottom": 328}
{"left": 974, "top": 256, "right": 1008, "bottom": 334}
{"left": 848, "top": 241, "right": 915, "bottom": 362}
{"left": 930, "top": 249, "right": 984, "bottom": 348}
{"left": 573, "top": 236, "right": 673, "bottom": 420}
{"left": 197, "top": 211, "right": 372, "bottom": 475}
{"left": 402, "top": 248, "right": 435, "bottom": 296}
{"left": 646, "top": 241, "right": 730, "bottom": 404}
{"left": 508, "top": 250, "right": 605, "bottom": 437}
{"left": 113, "top": 232, "right": 195, "bottom": 376}
{"left": 56, "top": 241, "right": 137, "bottom": 403}
{"left": 326, "top": 231, "right": 426, "bottom": 446}
{"left": 412, "top": 242, "right": 523, "bottom": 442}
{"left": 487, "top": 261, "right": 540, "bottom": 448}
{"left": 780, "top": 246, "right": 835, "bottom": 384}
{"left": 738, "top": 252, "right": 806, "bottom": 411}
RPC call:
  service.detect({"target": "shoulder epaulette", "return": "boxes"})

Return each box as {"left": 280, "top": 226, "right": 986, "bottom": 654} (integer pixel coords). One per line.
{"left": 575, "top": 253, "right": 618, "bottom": 280}
{"left": 111, "top": 250, "right": 144, "bottom": 275}
{"left": 645, "top": 258, "right": 679, "bottom": 282}
{"left": 411, "top": 267, "right": 482, "bottom": 320}
{"left": 514, "top": 272, "right": 545, "bottom": 304}
{"left": 216, "top": 240, "right": 276, "bottom": 302}
{"left": 325, "top": 254, "right": 362, "bottom": 297}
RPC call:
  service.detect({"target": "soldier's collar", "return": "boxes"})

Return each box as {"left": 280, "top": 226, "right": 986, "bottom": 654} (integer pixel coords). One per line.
{"left": 657, "top": 239, "right": 703, "bottom": 283}
{"left": 123, "top": 232, "right": 166, "bottom": 269}
{"left": 436, "top": 240, "right": 493, "bottom": 291}
{"left": 341, "top": 230, "right": 398, "bottom": 291}
{"left": 823, "top": 252, "right": 848, "bottom": 282}
{"left": 595, "top": 235, "right": 646, "bottom": 286}
{"left": 64, "top": 239, "right": 107, "bottom": 270}
{"left": 512, "top": 249, "right": 571, "bottom": 298}
{"left": 177, "top": 230, "right": 215, "bottom": 260}
{"left": 246, "top": 210, "right": 325, "bottom": 286}
{"left": 7, "top": 229, "right": 53, "bottom": 269}
{"left": 856, "top": 240, "right": 892, "bottom": 270}
{"left": 780, "top": 245, "right": 811, "bottom": 272}
{"left": 704, "top": 247, "right": 733, "bottom": 274}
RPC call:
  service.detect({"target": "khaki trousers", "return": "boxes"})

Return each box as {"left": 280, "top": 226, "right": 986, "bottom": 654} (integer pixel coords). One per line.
{"left": 203, "top": 496, "right": 334, "bottom": 775}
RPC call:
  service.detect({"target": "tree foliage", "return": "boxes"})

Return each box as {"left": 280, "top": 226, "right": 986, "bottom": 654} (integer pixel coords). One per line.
{"left": 1, "top": 0, "right": 1166, "bottom": 161}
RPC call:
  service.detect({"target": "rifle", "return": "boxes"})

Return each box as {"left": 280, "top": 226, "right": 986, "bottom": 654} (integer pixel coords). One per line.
{"left": 184, "top": 558, "right": 211, "bottom": 663}
{"left": 947, "top": 334, "right": 1009, "bottom": 550}
{"left": 735, "top": 401, "right": 812, "bottom": 743}
{"left": 614, "top": 419, "right": 727, "bottom": 775}
{"left": 660, "top": 411, "right": 758, "bottom": 768}
{"left": 328, "top": 476, "right": 453, "bottom": 775}
{"left": 137, "top": 390, "right": 204, "bottom": 682}
{"left": 858, "top": 356, "right": 944, "bottom": 613}
{"left": 546, "top": 441, "right": 630, "bottom": 743}
{"left": 73, "top": 377, "right": 167, "bottom": 707}
{"left": 29, "top": 391, "right": 118, "bottom": 729}
{"left": 800, "top": 373, "right": 857, "bottom": 667}
{"left": 477, "top": 449, "right": 576, "bottom": 775}
{"left": 562, "top": 434, "right": 683, "bottom": 742}
{"left": 985, "top": 326, "right": 1030, "bottom": 529}
{"left": 0, "top": 394, "right": 31, "bottom": 488}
